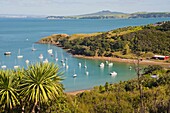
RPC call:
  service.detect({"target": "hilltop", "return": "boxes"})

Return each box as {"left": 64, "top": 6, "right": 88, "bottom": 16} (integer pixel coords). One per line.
{"left": 46, "top": 10, "right": 170, "bottom": 19}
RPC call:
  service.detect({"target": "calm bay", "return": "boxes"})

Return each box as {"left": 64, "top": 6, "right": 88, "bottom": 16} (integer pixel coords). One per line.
{"left": 0, "top": 18, "right": 170, "bottom": 91}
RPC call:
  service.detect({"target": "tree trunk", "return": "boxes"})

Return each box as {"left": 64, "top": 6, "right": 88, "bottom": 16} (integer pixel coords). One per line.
{"left": 31, "top": 101, "right": 37, "bottom": 113}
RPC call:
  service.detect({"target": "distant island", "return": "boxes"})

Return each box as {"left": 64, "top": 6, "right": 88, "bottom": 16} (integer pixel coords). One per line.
{"left": 47, "top": 10, "right": 170, "bottom": 19}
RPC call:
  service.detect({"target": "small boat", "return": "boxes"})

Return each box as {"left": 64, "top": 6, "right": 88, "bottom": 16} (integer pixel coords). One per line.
{"left": 17, "top": 49, "right": 23, "bottom": 59}
{"left": 1, "top": 65, "right": 7, "bottom": 69}
{"left": 86, "top": 71, "right": 89, "bottom": 75}
{"left": 66, "top": 65, "right": 69, "bottom": 69}
{"left": 84, "top": 61, "right": 87, "bottom": 68}
{"left": 25, "top": 60, "right": 30, "bottom": 64}
{"left": 4, "top": 52, "right": 11, "bottom": 56}
{"left": 110, "top": 71, "right": 117, "bottom": 76}
{"left": 108, "top": 63, "right": 113, "bottom": 66}
{"left": 62, "top": 62, "right": 66, "bottom": 67}
{"left": 129, "top": 66, "right": 132, "bottom": 70}
{"left": 55, "top": 51, "right": 58, "bottom": 61}
{"left": 14, "top": 65, "right": 19, "bottom": 69}
{"left": 55, "top": 58, "right": 58, "bottom": 61}
{"left": 99, "top": 63, "right": 104, "bottom": 68}
{"left": 78, "top": 63, "right": 81, "bottom": 67}
{"left": 39, "top": 54, "right": 43, "bottom": 59}
{"left": 73, "top": 70, "right": 77, "bottom": 78}
{"left": 47, "top": 49, "right": 53, "bottom": 54}
{"left": 43, "top": 58, "right": 48, "bottom": 63}
{"left": 32, "top": 44, "right": 37, "bottom": 51}
{"left": 61, "top": 59, "right": 64, "bottom": 63}
{"left": 73, "top": 73, "right": 77, "bottom": 78}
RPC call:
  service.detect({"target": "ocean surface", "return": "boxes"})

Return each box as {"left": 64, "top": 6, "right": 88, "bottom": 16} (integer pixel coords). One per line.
{"left": 0, "top": 18, "right": 170, "bottom": 92}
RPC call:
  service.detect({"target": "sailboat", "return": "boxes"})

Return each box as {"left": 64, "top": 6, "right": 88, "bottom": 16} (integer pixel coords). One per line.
{"left": 17, "top": 49, "right": 23, "bottom": 59}
{"left": 99, "top": 62, "right": 105, "bottom": 68}
{"left": 14, "top": 59, "right": 20, "bottom": 69}
{"left": 32, "top": 44, "right": 37, "bottom": 51}
{"left": 55, "top": 51, "right": 58, "bottom": 61}
{"left": 84, "top": 60, "right": 87, "bottom": 68}
{"left": 47, "top": 44, "right": 53, "bottom": 54}
{"left": 47, "top": 49, "right": 53, "bottom": 54}
{"left": 25, "top": 59, "right": 30, "bottom": 64}
{"left": 43, "top": 58, "right": 48, "bottom": 63}
{"left": 73, "top": 69, "right": 77, "bottom": 78}
{"left": 1, "top": 65, "right": 7, "bottom": 69}
{"left": 14, "top": 65, "right": 19, "bottom": 69}
{"left": 110, "top": 71, "right": 117, "bottom": 76}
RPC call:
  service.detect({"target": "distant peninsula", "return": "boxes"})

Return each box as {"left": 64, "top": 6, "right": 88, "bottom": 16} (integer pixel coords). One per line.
{"left": 47, "top": 10, "right": 170, "bottom": 19}
{"left": 38, "top": 21, "right": 170, "bottom": 65}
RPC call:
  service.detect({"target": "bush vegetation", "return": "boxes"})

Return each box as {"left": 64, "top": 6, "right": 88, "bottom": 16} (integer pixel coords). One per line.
{"left": 39, "top": 21, "right": 170, "bottom": 58}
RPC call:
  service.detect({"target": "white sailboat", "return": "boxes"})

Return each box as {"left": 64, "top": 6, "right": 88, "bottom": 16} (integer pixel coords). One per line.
{"left": 73, "top": 70, "right": 77, "bottom": 78}
{"left": 17, "top": 49, "right": 23, "bottom": 59}
{"left": 4, "top": 52, "right": 11, "bottom": 56}
{"left": 85, "top": 71, "right": 89, "bottom": 75}
{"left": 1, "top": 65, "right": 7, "bottom": 69}
{"left": 48, "top": 49, "right": 53, "bottom": 54}
{"left": 43, "top": 58, "right": 48, "bottom": 63}
{"left": 39, "top": 54, "right": 43, "bottom": 59}
{"left": 32, "top": 44, "right": 37, "bottom": 51}
{"left": 47, "top": 44, "right": 53, "bottom": 54}
{"left": 25, "top": 59, "right": 30, "bottom": 64}
{"left": 14, "top": 65, "right": 19, "bottom": 69}
{"left": 99, "top": 62, "right": 104, "bottom": 68}
{"left": 110, "top": 71, "right": 117, "bottom": 76}
{"left": 55, "top": 51, "right": 58, "bottom": 61}
{"left": 108, "top": 62, "right": 113, "bottom": 66}
{"left": 78, "top": 63, "right": 81, "bottom": 67}
{"left": 84, "top": 60, "right": 87, "bottom": 68}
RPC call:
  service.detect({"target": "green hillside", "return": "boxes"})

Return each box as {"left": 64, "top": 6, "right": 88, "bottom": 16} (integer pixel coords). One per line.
{"left": 39, "top": 21, "right": 170, "bottom": 59}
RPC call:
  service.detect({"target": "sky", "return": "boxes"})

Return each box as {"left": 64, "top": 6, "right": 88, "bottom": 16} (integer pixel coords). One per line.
{"left": 0, "top": 0, "right": 170, "bottom": 16}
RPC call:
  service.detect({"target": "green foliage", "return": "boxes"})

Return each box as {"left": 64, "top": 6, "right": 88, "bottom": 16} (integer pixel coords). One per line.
{"left": 0, "top": 63, "right": 64, "bottom": 113}
{"left": 0, "top": 70, "right": 20, "bottom": 112}
{"left": 71, "top": 66, "right": 170, "bottom": 113}
{"left": 143, "top": 65, "right": 163, "bottom": 74}
{"left": 40, "top": 21, "right": 170, "bottom": 57}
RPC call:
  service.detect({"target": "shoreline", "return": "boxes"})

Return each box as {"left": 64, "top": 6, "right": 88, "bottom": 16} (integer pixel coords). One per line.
{"left": 73, "top": 55, "right": 170, "bottom": 67}
{"left": 66, "top": 89, "right": 91, "bottom": 95}
{"left": 66, "top": 55, "right": 170, "bottom": 96}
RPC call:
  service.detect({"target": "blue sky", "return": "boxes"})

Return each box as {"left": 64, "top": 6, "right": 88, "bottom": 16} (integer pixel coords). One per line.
{"left": 0, "top": 0, "right": 170, "bottom": 16}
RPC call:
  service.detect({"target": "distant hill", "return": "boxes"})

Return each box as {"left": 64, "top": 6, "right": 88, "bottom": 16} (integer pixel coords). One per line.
{"left": 78, "top": 10, "right": 126, "bottom": 16}
{"left": 47, "top": 10, "right": 170, "bottom": 19}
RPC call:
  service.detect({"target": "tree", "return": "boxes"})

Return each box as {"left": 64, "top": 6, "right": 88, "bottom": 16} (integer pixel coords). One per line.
{"left": 20, "top": 63, "right": 64, "bottom": 113}
{"left": 122, "top": 43, "right": 131, "bottom": 55}
{"left": 0, "top": 70, "right": 20, "bottom": 112}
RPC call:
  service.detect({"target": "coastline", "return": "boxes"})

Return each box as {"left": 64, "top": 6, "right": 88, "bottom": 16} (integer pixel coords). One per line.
{"left": 66, "top": 55, "right": 170, "bottom": 96}
{"left": 73, "top": 55, "right": 170, "bottom": 67}
{"left": 66, "top": 89, "right": 91, "bottom": 95}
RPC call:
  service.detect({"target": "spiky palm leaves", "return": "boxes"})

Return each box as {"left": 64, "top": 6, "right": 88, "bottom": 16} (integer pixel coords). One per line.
{"left": 0, "top": 70, "right": 20, "bottom": 111}
{"left": 20, "top": 63, "right": 63, "bottom": 112}
{"left": 0, "top": 63, "right": 63, "bottom": 112}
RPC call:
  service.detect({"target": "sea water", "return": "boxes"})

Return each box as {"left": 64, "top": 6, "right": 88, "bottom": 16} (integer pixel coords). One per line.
{"left": 0, "top": 18, "right": 170, "bottom": 91}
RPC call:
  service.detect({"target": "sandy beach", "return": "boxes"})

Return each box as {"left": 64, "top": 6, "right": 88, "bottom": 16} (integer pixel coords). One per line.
{"left": 73, "top": 55, "right": 170, "bottom": 67}
{"left": 66, "top": 89, "right": 91, "bottom": 95}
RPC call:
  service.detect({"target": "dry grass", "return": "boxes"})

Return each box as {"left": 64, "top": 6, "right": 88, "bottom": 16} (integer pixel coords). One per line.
{"left": 69, "top": 33, "right": 102, "bottom": 40}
